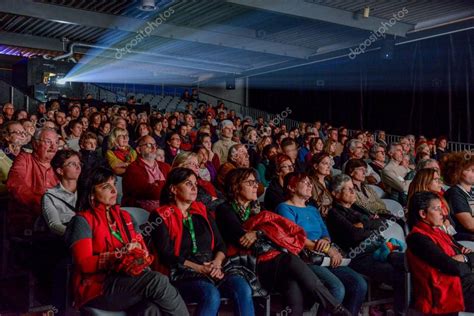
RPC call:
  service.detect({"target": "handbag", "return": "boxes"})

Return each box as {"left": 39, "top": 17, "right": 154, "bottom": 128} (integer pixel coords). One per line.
{"left": 300, "top": 248, "right": 327, "bottom": 265}
{"left": 114, "top": 212, "right": 154, "bottom": 277}
{"left": 223, "top": 254, "right": 268, "bottom": 297}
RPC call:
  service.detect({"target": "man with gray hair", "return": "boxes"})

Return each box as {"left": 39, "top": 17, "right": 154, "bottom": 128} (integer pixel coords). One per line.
{"left": 381, "top": 142, "right": 412, "bottom": 206}
{"left": 7, "top": 128, "right": 60, "bottom": 235}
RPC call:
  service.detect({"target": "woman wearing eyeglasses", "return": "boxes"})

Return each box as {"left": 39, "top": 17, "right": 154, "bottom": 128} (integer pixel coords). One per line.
{"left": 327, "top": 174, "right": 406, "bottom": 316}
{"left": 105, "top": 127, "right": 137, "bottom": 175}
{"left": 149, "top": 167, "right": 255, "bottom": 316}
{"left": 216, "top": 168, "right": 351, "bottom": 316}
{"left": 406, "top": 191, "right": 474, "bottom": 314}
{"left": 263, "top": 153, "right": 294, "bottom": 211}
{"left": 276, "top": 172, "right": 367, "bottom": 316}
{"left": 308, "top": 153, "right": 334, "bottom": 218}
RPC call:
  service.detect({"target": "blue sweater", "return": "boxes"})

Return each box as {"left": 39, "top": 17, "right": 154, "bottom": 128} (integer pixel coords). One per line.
{"left": 275, "top": 202, "right": 330, "bottom": 240}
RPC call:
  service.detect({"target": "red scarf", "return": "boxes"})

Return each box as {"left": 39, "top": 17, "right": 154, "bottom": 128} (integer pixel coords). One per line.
{"left": 113, "top": 146, "right": 133, "bottom": 162}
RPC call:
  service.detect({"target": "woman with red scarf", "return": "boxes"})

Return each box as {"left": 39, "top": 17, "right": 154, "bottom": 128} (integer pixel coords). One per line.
{"left": 105, "top": 127, "right": 137, "bottom": 175}
{"left": 149, "top": 167, "right": 255, "bottom": 316}
{"left": 407, "top": 191, "right": 474, "bottom": 314}
{"left": 65, "top": 167, "right": 187, "bottom": 315}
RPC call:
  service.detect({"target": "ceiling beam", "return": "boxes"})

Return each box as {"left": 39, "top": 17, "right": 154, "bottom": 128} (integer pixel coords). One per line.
{"left": 227, "top": 0, "right": 413, "bottom": 37}
{"left": 0, "top": 31, "right": 236, "bottom": 75}
{"left": 0, "top": 0, "right": 314, "bottom": 59}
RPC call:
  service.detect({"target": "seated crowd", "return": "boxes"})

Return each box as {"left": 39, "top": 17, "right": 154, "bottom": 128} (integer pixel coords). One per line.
{"left": 1, "top": 97, "right": 474, "bottom": 316}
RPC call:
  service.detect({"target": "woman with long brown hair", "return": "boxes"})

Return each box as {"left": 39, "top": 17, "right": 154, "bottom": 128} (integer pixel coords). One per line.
{"left": 308, "top": 153, "right": 333, "bottom": 217}
{"left": 408, "top": 168, "right": 455, "bottom": 235}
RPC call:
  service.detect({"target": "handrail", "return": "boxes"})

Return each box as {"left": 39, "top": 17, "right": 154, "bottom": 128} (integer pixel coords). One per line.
{"left": 0, "top": 79, "right": 43, "bottom": 112}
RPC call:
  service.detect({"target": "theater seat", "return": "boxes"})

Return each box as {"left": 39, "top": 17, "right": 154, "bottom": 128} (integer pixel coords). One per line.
{"left": 121, "top": 207, "right": 150, "bottom": 233}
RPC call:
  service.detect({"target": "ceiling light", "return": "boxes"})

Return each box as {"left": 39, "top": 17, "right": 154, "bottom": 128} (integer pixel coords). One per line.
{"left": 139, "top": 0, "right": 157, "bottom": 11}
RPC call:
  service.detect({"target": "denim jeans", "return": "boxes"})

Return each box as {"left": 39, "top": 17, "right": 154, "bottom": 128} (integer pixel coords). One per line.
{"left": 350, "top": 252, "right": 406, "bottom": 315}
{"left": 174, "top": 274, "right": 255, "bottom": 316}
{"left": 308, "top": 265, "right": 367, "bottom": 315}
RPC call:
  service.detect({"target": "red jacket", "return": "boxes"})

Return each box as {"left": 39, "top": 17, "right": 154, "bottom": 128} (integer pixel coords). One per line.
{"left": 150, "top": 201, "right": 214, "bottom": 274}
{"left": 407, "top": 221, "right": 464, "bottom": 314}
{"left": 243, "top": 211, "right": 306, "bottom": 262}
{"left": 122, "top": 158, "right": 171, "bottom": 209}
{"left": 70, "top": 204, "right": 147, "bottom": 308}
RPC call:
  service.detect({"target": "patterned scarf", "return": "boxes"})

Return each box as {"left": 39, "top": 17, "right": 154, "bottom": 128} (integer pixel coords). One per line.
{"left": 232, "top": 200, "right": 261, "bottom": 222}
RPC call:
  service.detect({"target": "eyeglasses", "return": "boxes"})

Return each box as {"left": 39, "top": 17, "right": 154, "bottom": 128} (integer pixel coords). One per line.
{"left": 117, "top": 134, "right": 129, "bottom": 139}
{"left": 342, "top": 187, "right": 355, "bottom": 194}
{"left": 299, "top": 179, "right": 313, "bottom": 187}
{"left": 9, "top": 131, "right": 28, "bottom": 137}
{"left": 243, "top": 179, "right": 259, "bottom": 187}
{"left": 139, "top": 143, "right": 157, "bottom": 149}
{"left": 432, "top": 177, "right": 443, "bottom": 183}
{"left": 170, "top": 137, "right": 181, "bottom": 141}
{"left": 64, "top": 161, "right": 82, "bottom": 168}
{"left": 280, "top": 164, "right": 295, "bottom": 170}
{"left": 38, "top": 138, "right": 59, "bottom": 146}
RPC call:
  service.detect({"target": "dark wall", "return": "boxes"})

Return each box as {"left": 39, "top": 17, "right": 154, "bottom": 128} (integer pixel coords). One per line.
{"left": 249, "top": 29, "right": 474, "bottom": 143}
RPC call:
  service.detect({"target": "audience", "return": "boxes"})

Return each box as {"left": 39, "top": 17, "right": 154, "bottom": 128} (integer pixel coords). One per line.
{"left": 2, "top": 95, "right": 472, "bottom": 315}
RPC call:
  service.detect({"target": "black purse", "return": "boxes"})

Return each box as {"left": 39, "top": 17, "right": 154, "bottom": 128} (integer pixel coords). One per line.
{"left": 300, "top": 248, "right": 327, "bottom": 265}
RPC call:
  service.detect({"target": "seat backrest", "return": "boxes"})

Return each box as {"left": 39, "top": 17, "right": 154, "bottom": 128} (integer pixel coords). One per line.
{"left": 381, "top": 221, "right": 406, "bottom": 243}
{"left": 368, "top": 184, "right": 385, "bottom": 198}
{"left": 121, "top": 207, "right": 150, "bottom": 232}
{"left": 381, "top": 198, "right": 404, "bottom": 218}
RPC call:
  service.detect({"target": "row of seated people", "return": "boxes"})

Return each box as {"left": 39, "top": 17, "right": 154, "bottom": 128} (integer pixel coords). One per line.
{"left": 0, "top": 100, "right": 473, "bottom": 315}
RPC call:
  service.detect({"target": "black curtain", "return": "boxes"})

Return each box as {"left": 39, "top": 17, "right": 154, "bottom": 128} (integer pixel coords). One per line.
{"left": 249, "top": 29, "right": 474, "bottom": 143}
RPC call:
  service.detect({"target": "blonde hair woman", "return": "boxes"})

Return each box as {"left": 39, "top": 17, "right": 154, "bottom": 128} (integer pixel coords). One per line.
{"left": 106, "top": 127, "right": 137, "bottom": 175}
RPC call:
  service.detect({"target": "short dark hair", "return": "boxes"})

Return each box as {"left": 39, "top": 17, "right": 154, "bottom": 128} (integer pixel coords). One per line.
{"left": 51, "top": 149, "right": 81, "bottom": 175}
{"left": 407, "top": 191, "right": 440, "bottom": 229}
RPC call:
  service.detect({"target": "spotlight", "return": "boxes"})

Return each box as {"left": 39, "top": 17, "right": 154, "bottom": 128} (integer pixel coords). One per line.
{"left": 363, "top": 7, "right": 370, "bottom": 18}
{"left": 56, "top": 78, "right": 67, "bottom": 85}
{"left": 139, "top": 0, "right": 157, "bottom": 11}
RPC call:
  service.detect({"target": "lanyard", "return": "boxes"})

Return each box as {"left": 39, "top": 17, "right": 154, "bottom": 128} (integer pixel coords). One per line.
{"left": 183, "top": 215, "right": 198, "bottom": 254}
{"left": 232, "top": 201, "right": 251, "bottom": 222}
